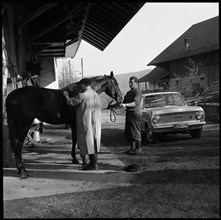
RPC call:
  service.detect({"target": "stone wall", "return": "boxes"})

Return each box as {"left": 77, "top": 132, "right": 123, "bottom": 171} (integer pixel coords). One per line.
{"left": 199, "top": 103, "right": 219, "bottom": 123}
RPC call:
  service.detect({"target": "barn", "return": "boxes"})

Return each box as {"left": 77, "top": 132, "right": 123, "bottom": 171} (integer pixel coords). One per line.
{"left": 2, "top": 1, "right": 145, "bottom": 167}
{"left": 147, "top": 16, "right": 219, "bottom": 96}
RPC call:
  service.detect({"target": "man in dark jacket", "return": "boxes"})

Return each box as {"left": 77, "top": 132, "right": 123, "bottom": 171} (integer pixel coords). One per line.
{"left": 120, "top": 76, "right": 142, "bottom": 155}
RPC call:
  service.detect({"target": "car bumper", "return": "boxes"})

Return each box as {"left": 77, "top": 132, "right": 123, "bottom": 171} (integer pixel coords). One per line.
{"left": 150, "top": 121, "right": 206, "bottom": 133}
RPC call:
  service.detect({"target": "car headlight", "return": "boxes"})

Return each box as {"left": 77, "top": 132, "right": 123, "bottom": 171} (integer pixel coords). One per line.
{"left": 152, "top": 114, "right": 160, "bottom": 124}
{"left": 195, "top": 111, "right": 204, "bottom": 120}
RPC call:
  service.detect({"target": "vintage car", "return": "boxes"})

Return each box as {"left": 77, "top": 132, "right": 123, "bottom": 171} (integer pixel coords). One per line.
{"left": 140, "top": 91, "right": 206, "bottom": 143}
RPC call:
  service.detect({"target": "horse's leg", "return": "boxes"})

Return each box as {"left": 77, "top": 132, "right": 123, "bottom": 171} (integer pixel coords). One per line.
{"left": 14, "top": 127, "right": 30, "bottom": 179}
{"left": 70, "top": 124, "right": 79, "bottom": 164}
{"left": 70, "top": 125, "right": 88, "bottom": 164}
{"left": 39, "top": 121, "right": 44, "bottom": 134}
{"left": 14, "top": 139, "right": 29, "bottom": 179}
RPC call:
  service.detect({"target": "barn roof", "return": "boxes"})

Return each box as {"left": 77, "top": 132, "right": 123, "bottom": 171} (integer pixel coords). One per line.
{"left": 148, "top": 16, "right": 219, "bottom": 69}
{"left": 16, "top": 1, "right": 144, "bottom": 58}
{"left": 138, "top": 67, "right": 169, "bottom": 82}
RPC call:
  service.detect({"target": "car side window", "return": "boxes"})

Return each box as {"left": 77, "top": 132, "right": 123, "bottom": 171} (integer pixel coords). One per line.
{"left": 144, "top": 97, "right": 154, "bottom": 108}
{"left": 173, "top": 94, "right": 185, "bottom": 106}
{"left": 144, "top": 95, "right": 165, "bottom": 108}
{"left": 165, "top": 95, "right": 175, "bottom": 105}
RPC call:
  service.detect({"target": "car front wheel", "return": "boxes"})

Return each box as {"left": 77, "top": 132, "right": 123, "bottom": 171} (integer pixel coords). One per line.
{"left": 145, "top": 124, "right": 158, "bottom": 144}
{"left": 190, "top": 128, "right": 202, "bottom": 138}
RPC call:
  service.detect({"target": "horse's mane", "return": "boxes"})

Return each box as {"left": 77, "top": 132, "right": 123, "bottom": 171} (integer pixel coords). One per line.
{"left": 61, "top": 75, "right": 109, "bottom": 97}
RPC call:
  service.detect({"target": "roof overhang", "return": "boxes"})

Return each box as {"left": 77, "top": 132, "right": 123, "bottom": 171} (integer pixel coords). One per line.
{"left": 147, "top": 16, "right": 219, "bottom": 69}
{"left": 138, "top": 67, "right": 169, "bottom": 82}
{"left": 16, "top": 2, "right": 145, "bottom": 59}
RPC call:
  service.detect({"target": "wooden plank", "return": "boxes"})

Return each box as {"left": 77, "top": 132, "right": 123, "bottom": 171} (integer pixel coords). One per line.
{"left": 83, "top": 29, "right": 108, "bottom": 45}
{"left": 65, "top": 37, "right": 78, "bottom": 47}
{"left": 77, "top": 3, "right": 91, "bottom": 40}
{"left": 18, "top": 3, "right": 58, "bottom": 30}
{"left": 83, "top": 38, "right": 104, "bottom": 51}
{"left": 28, "top": 6, "right": 81, "bottom": 44}
{"left": 70, "top": 3, "right": 91, "bottom": 55}
{"left": 83, "top": 34, "right": 106, "bottom": 49}
{"left": 85, "top": 22, "right": 113, "bottom": 41}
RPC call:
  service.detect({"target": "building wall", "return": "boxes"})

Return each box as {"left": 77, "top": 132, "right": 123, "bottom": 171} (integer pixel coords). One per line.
{"left": 2, "top": 3, "right": 58, "bottom": 167}
{"left": 168, "top": 51, "right": 219, "bottom": 96}
{"left": 38, "top": 57, "right": 58, "bottom": 89}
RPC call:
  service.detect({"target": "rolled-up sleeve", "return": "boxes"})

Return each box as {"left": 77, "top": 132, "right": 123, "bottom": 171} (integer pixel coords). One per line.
{"left": 134, "top": 90, "right": 142, "bottom": 105}
{"left": 66, "top": 94, "right": 83, "bottom": 106}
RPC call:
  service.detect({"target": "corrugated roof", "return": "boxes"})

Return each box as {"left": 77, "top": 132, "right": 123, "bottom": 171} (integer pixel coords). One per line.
{"left": 16, "top": 1, "right": 144, "bottom": 58}
{"left": 138, "top": 67, "right": 169, "bottom": 82}
{"left": 148, "top": 16, "right": 219, "bottom": 69}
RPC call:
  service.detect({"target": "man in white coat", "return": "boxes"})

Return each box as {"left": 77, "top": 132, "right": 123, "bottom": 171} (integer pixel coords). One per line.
{"left": 63, "top": 78, "right": 101, "bottom": 170}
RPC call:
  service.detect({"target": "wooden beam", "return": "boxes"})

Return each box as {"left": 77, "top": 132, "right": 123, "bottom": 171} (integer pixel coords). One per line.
{"left": 38, "top": 54, "right": 64, "bottom": 57}
{"left": 83, "top": 29, "right": 108, "bottom": 45}
{"left": 71, "top": 3, "right": 91, "bottom": 55}
{"left": 83, "top": 38, "right": 104, "bottom": 51}
{"left": 87, "top": 14, "right": 122, "bottom": 33}
{"left": 18, "top": 3, "right": 58, "bottom": 31}
{"left": 92, "top": 4, "right": 129, "bottom": 23}
{"left": 83, "top": 34, "right": 106, "bottom": 49}
{"left": 85, "top": 22, "right": 113, "bottom": 41}
{"left": 43, "top": 49, "right": 64, "bottom": 53}
{"left": 77, "top": 3, "right": 91, "bottom": 41}
{"left": 65, "top": 37, "right": 78, "bottom": 47}
{"left": 112, "top": 2, "right": 133, "bottom": 17}
{"left": 28, "top": 6, "right": 80, "bottom": 44}
{"left": 66, "top": 22, "right": 82, "bottom": 36}
{"left": 105, "top": 3, "right": 131, "bottom": 18}
{"left": 34, "top": 44, "right": 51, "bottom": 55}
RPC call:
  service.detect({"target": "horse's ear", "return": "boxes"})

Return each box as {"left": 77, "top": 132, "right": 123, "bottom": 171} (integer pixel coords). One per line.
{"left": 110, "top": 71, "right": 114, "bottom": 78}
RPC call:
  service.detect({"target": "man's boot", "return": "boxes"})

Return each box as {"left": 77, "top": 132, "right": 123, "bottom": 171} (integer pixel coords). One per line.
{"left": 135, "top": 141, "right": 142, "bottom": 152}
{"left": 81, "top": 153, "right": 89, "bottom": 165}
{"left": 128, "top": 141, "right": 142, "bottom": 155}
{"left": 124, "top": 142, "right": 136, "bottom": 154}
{"left": 82, "top": 153, "right": 98, "bottom": 170}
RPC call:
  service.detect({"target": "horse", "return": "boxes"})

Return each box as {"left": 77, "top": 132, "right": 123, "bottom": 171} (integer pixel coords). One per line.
{"left": 5, "top": 71, "right": 123, "bottom": 179}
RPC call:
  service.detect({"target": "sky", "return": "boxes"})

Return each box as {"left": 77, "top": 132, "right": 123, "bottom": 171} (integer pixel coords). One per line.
{"left": 71, "top": 2, "right": 219, "bottom": 77}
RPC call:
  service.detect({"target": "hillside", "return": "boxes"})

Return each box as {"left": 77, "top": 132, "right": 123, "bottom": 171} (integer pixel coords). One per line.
{"left": 71, "top": 69, "right": 151, "bottom": 108}
{"left": 114, "top": 69, "right": 151, "bottom": 95}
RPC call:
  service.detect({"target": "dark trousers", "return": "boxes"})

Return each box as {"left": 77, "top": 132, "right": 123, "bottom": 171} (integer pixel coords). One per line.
{"left": 125, "top": 110, "right": 141, "bottom": 148}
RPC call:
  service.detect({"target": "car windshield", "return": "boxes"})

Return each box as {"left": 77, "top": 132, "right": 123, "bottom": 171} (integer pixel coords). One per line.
{"left": 144, "top": 93, "right": 186, "bottom": 108}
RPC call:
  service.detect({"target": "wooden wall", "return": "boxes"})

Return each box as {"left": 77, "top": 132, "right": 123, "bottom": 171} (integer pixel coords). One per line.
{"left": 168, "top": 51, "right": 219, "bottom": 95}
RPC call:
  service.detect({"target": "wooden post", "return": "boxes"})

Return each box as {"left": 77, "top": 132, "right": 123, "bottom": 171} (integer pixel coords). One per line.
{"left": 2, "top": 5, "right": 16, "bottom": 168}
{"left": 81, "top": 58, "right": 84, "bottom": 78}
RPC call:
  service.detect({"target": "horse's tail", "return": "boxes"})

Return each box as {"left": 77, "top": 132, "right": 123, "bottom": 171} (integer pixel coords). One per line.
{"left": 5, "top": 95, "right": 17, "bottom": 153}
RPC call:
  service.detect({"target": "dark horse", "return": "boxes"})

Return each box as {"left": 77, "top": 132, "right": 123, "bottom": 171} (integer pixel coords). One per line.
{"left": 6, "top": 71, "right": 123, "bottom": 179}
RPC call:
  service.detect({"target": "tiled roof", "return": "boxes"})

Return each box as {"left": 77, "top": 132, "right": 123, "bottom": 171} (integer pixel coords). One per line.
{"left": 148, "top": 16, "right": 219, "bottom": 68}
{"left": 138, "top": 67, "right": 169, "bottom": 82}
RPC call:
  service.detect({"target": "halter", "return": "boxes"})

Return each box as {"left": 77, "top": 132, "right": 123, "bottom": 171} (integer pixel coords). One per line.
{"left": 107, "top": 76, "right": 120, "bottom": 100}
{"left": 109, "top": 107, "right": 125, "bottom": 122}
{"left": 105, "top": 76, "right": 125, "bottom": 122}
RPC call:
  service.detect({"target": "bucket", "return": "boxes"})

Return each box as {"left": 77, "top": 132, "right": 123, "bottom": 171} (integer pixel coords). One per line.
{"left": 32, "top": 131, "right": 40, "bottom": 142}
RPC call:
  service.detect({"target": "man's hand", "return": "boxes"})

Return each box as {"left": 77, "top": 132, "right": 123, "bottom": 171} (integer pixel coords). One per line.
{"left": 120, "top": 103, "right": 127, "bottom": 108}
{"left": 107, "top": 103, "right": 118, "bottom": 109}
{"left": 63, "top": 91, "right": 69, "bottom": 98}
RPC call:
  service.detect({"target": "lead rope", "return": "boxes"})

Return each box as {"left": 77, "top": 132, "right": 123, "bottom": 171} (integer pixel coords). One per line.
{"left": 100, "top": 96, "right": 125, "bottom": 122}
{"left": 109, "top": 107, "right": 125, "bottom": 122}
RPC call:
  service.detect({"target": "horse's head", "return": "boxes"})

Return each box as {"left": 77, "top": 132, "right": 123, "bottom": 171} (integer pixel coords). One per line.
{"left": 103, "top": 71, "right": 123, "bottom": 103}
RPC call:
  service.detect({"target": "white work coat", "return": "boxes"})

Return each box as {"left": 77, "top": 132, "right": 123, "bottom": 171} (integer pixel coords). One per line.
{"left": 67, "top": 87, "right": 101, "bottom": 154}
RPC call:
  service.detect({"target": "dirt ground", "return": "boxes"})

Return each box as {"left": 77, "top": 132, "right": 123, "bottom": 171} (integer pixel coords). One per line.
{"left": 3, "top": 110, "right": 220, "bottom": 218}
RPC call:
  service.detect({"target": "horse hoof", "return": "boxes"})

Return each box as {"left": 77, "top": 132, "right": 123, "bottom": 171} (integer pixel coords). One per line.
{"left": 18, "top": 169, "right": 29, "bottom": 179}
{"left": 82, "top": 160, "right": 89, "bottom": 165}
{"left": 72, "top": 158, "right": 79, "bottom": 164}
{"left": 19, "top": 172, "right": 29, "bottom": 179}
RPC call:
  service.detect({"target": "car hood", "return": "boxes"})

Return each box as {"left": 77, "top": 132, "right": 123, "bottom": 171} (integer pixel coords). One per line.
{"left": 143, "top": 105, "right": 204, "bottom": 114}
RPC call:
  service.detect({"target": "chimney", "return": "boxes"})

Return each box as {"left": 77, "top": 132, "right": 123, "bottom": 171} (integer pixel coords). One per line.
{"left": 184, "top": 38, "right": 190, "bottom": 50}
